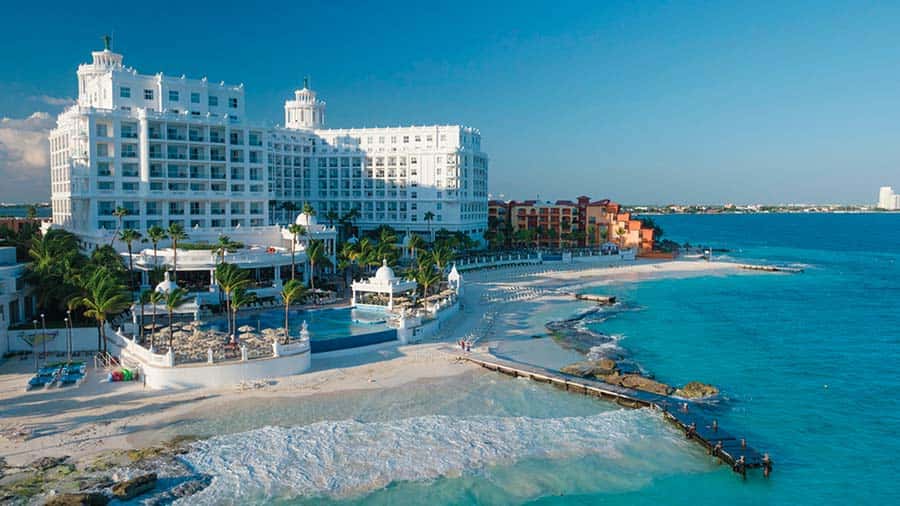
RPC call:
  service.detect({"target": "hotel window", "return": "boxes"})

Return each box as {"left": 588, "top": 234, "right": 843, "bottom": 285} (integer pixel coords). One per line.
{"left": 96, "top": 124, "right": 108, "bottom": 137}
{"left": 209, "top": 95, "right": 218, "bottom": 107}
{"left": 96, "top": 162, "right": 112, "bottom": 177}
{"left": 119, "top": 86, "right": 131, "bottom": 98}
{"left": 191, "top": 92, "right": 200, "bottom": 104}
{"left": 144, "top": 89, "right": 154, "bottom": 100}
{"left": 228, "top": 97, "right": 238, "bottom": 108}
{"left": 96, "top": 144, "right": 109, "bottom": 157}
{"left": 169, "top": 90, "right": 179, "bottom": 102}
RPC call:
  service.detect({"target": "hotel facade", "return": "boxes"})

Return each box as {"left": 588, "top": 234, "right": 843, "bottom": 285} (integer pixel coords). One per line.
{"left": 48, "top": 43, "right": 488, "bottom": 259}
{"left": 488, "top": 196, "right": 655, "bottom": 253}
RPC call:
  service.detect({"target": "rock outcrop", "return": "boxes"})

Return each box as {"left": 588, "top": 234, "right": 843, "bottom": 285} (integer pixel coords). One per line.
{"left": 44, "top": 492, "right": 110, "bottom": 506}
{"left": 561, "top": 358, "right": 618, "bottom": 378}
{"left": 675, "top": 381, "right": 719, "bottom": 399}
{"left": 603, "top": 373, "right": 674, "bottom": 396}
{"left": 111, "top": 473, "right": 157, "bottom": 500}
{"left": 30, "top": 456, "right": 68, "bottom": 472}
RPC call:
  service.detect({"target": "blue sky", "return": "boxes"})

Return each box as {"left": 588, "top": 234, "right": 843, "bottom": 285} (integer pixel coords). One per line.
{"left": 1, "top": 0, "right": 898, "bottom": 204}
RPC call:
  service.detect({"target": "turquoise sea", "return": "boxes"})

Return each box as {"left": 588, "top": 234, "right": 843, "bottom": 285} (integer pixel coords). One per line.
{"left": 168, "top": 213, "right": 899, "bottom": 505}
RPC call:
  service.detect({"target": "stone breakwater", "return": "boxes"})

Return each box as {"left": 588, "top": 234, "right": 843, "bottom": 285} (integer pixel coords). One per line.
{"left": 547, "top": 304, "right": 718, "bottom": 399}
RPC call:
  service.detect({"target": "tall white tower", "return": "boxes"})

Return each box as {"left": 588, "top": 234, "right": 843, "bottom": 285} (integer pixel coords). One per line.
{"left": 76, "top": 35, "right": 125, "bottom": 108}
{"left": 878, "top": 186, "right": 895, "bottom": 210}
{"left": 284, "top": 77, "right": 326, "bottom": 130}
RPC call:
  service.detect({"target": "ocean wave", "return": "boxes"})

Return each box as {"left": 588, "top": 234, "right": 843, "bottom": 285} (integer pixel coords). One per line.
{"left": 178, "top": 410, "right": 664, "bottom": 504}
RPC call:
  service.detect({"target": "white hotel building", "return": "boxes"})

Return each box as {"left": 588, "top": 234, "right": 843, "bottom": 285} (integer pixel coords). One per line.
{"left": 48, "top": 43, "right": 487, "bottom": 292}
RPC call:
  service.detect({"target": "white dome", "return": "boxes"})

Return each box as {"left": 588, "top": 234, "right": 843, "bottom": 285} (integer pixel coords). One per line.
{"left": 295, "top": 212, "right": 318, "bottom": 227}
{"left": 155, "top": 271, "right": 178, "bottom": 293}
{"left": 374, "top": 259, "right": 396, "bottom": 283}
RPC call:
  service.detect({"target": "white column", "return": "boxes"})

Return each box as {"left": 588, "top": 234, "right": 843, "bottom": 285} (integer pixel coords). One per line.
{"left": 139, "top": 111, "right": 150, "bottom": 194}
{"left": 388, "top": 291, "right": 393, "bottom": 310}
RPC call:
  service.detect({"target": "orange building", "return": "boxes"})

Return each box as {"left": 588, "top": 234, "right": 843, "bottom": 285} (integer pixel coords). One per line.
{"left": 489, "top": 196, "right": 655, "bottom": 253}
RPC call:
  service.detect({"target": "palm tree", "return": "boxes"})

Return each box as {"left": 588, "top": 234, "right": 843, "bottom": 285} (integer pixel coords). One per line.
{"left": 163, "top": 287, "right": 190, "bottom": 352}
{"left": 229, "top": 287, "right": 257, "bottom": 339}
{"left": 215, "top": 262, "right": 250, "bottom": 336}
{"left": 616, "top": 226, "right": 626, "bottom": 248}
{"left": 110, "top": 207, "right": 128, "bottom": 246}
{"left": 407, "top": 233, "right": 425, "bottom": 262}
{"left": 302, "top": 202, "right": 316, "bottom": 217}
{"left": 423, "top": 211, "right": 435, "bottom": 242}
{"left": 325, "top": 210, "right": 339, "bottom": 228}
{"left": 431, "top": 245, "right": 455, "bottom": 273}
{"left": 138, "top": 289, "right": 152, "bottom": 344}
{"left": 280, "top": 279, "right": 306, "bottom": 343}
{"left": 119, "top": 228, "right": 142, "bottom": 292}
{"left": 77, "top": 268, "right": 130, "bottom": 354}
{"left": 146, "top": 225, "right": 168, "bottom": 275}
{"left": 306, "top": 239, "right": 332, "bottom": 291}
{"left": 287, "top": 224, "right": 306, "bottom": 280}
{"left": 166, "top": 222, "right": 188, "bottom": 282}
{"left": 416, "top": 261, "right": 442, "bottom": 299}
{"left": 339, "top": 208, "right": 360, "bottom": 242}
{"left": 212, "top": 235, "right": 236, "bottom": 265}
{"left": 148, "top": 290, "right": 164, "bottom": 350}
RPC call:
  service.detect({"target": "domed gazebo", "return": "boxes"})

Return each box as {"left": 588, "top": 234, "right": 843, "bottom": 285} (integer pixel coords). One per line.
{"left": 351, "top": 259, "right": 418, "bottom": 310}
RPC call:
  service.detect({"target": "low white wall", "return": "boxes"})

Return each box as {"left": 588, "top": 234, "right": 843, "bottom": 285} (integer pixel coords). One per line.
{"left": 400, "top": 301, "right": 460, "bottom": 344}
{"left": 114, "top": 332, "right": 311, "bottom": 390}
{"left": 4, "top": 327, "right": 100, "bottom": 354}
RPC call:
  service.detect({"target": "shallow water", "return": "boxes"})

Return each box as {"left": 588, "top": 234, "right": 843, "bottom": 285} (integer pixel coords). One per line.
{"left": 174, "top": 214, "right": 900, "bottom": 504}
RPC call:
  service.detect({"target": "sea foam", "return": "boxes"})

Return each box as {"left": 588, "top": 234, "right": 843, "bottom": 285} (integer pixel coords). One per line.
{"left": 178, "top": 410, "right": 662, "bottom": 504}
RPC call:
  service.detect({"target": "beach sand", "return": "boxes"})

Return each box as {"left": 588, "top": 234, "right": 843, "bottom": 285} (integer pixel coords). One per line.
{"left": 0, "top": 258, "right": 739, "bottom": 467}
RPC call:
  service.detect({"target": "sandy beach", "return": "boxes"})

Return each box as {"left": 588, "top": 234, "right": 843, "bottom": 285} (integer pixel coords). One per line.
{"left": 0, "top": 258, "right": 740, "bottom": 469}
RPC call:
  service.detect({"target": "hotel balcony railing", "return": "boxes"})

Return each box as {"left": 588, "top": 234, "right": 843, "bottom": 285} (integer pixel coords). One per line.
{"left": 189, "top": 136, "right": 205, "bottom": 142}
{"left": 168, "top": 153, "right": 187, "bottom": 160}
{"left": 210, "top": 136, "right": 225, "bottom": 143}
{"left": 189, "top": 154, "right": 207, "bottom": 161}
{"left": 122, "top": 152, "right": 138, "bottom": 159}
{"left": 121, "top": 132, "right": 138, "bottom": 139}
{"left": 210, "top": 155, "right": 226, "bottom": 161}
{"left": 167, "top": 134, "right": 186, "bottom": 141}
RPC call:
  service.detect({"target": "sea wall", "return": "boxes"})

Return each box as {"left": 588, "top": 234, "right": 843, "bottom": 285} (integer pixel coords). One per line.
{"left": 113, "top": 331, "right": 311, "bottom": 390}
{"left": 3, "top": 327, "right": 101, "bottom": 354}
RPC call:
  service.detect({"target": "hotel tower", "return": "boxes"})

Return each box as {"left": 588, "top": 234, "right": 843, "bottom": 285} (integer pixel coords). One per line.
{"left": 48, "top": 40, "right": 488, "bottom": 251}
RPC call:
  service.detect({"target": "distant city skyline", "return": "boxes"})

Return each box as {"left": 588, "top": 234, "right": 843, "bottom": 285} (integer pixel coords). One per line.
{"left": 2, "top": 1, "right": 900, "bottom": 203}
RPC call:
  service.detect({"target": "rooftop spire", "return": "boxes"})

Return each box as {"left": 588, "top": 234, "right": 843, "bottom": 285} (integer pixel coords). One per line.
{"left": 102, "top": 34, "right": 111, "bottom": 51}
{"left": 303, "top": 76, "right": 309, "bottom": 89}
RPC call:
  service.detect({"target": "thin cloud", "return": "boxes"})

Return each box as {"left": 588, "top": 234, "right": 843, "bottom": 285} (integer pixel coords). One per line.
{"left": 32, "top": 95, "right": 74, "bottom": 106}
{"left": 0, "top": 112, "right": 55, "bottom": 201}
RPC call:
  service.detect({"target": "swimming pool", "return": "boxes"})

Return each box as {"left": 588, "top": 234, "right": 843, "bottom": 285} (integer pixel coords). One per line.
{"left": 213, "top": 307, "right": 398, "bottom": 353}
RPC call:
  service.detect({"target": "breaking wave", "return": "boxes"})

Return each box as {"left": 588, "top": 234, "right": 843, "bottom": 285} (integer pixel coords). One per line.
{"left": 178, "top": 410, "right": 665, "bottom": 504}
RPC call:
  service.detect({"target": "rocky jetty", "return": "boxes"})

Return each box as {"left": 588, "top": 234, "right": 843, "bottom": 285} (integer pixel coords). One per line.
{"left": 560, "top": 358, "right": 618, "bottom": 378}
{"left": 675, "top": 381, "right": 720, "bottom": 399}
{"left": 603, "top": 373, "right": 674, "bottom": 396}
{"left": 559, "top": 358, "right": 721, "bottom": 398}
